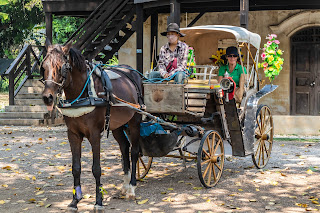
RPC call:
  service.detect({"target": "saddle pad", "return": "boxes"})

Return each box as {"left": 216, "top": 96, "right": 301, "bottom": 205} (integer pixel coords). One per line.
{"left": 95, "top": 67, "right": 121, "bottom": 80}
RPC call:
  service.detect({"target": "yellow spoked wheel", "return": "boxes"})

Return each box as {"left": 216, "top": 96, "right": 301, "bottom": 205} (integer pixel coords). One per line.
{"left": 252, "top": 105, "right": 274, "bottom": 169}
{"left": 136, "top": 155, "right": 153, "bottom": 180}
{"left": 197, "top": 130, "right": 225, "bottom": 188}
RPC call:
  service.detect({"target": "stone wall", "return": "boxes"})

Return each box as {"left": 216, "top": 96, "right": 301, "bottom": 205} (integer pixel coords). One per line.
{"left": 118, "top": 9, "right": 319, "bottom": 115}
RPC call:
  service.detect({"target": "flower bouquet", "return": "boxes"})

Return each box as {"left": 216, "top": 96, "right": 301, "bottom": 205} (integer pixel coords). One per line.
{"left": 258, "top": 34, "right": 284, "bottom": 82}
{"left": 210, "top": 48, "right": 226, "bottom": 66}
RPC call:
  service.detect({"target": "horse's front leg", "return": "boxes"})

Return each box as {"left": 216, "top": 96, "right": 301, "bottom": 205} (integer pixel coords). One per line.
{"left": 67, "top": 130, "right": 83, "bottom": 211}
{"left": 88, "top": 133, "right": 104, "bottom": 209}
{"left": 127, "top": 114, "right": 142, "bottom": 199}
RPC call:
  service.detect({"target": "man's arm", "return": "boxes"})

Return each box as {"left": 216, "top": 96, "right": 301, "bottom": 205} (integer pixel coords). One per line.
{"left": 158, "top": 46, "right": 168, "bottom": 77}
{"left": 173, "top": 44, "right": 188, "bottom": 73}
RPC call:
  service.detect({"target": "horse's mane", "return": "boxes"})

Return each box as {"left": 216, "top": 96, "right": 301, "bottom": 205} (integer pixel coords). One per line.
{"left": 69, "top": 47, "right": 86, "bottom": 72}
{"left": 46, "top": 44, "right": 86, "bottom": 72}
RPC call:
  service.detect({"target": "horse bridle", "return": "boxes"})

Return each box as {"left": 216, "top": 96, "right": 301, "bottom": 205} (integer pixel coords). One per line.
{"left": 41, "top": 53, "right": 72, "bottom": 94}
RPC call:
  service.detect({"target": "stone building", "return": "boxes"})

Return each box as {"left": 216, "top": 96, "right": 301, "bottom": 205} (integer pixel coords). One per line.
{"left": 118, "top": 4, "right": 320, "bottom": 135}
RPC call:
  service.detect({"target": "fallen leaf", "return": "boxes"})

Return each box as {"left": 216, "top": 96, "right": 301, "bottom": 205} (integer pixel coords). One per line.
{"left": 160, "top": 192, "right": 167, "bottom": 194}
{"left": 167, "top": 188, "right": 174, "bottom": 191}
{"left": 238, "top": 189, "right": 243, "bottom": 191}
{"left": 137, "top": 199, "right": 149, "bottom": 204}
{"left": 35, "top": 191, "right": 44, "bottom": 195}
{"left": 307, "top": 169, "right": 313, "bottom": 175}
{"left": 83, "top": 194, "right": 91, "bottom": 199}
{"left": 193, "top": 187, "right": 202, "bottom": 190}
{"left": 25, "top": 176, "right": 30, "bottom": 181}
{"left": 32, "top": 176, "right": 36, "bottom": 181}
{"left": 249, "top": 199, "right": 257, "bottom": 202}
{"left": 312, "top": 201, "right": 319, "bottom": 204}
{"left": 2, "top": 166, "right": 12, "bottom": 170}
{"left": 28, "top": 198, "right": 36, "bottom": 203}
{"left": 0, "top": 200, "right": 5, "bottom": 204}
{"left": 45, "top": 204, "right": 52, "bottom": 208}
{"left": 2, "top": 184, "right": 8, "bottom": 188}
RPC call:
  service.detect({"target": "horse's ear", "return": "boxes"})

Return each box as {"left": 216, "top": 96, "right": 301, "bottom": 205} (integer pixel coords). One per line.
{"left": 62, "top": 41, "right": 73, "bottom": 55}
{"left": 45, "top": 38, "right": 52, "bottom": 50}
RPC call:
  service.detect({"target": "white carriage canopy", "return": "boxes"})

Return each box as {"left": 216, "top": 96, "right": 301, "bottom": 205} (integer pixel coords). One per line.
{"left": 180, "top": 25, "right": 261, "bottom": 65}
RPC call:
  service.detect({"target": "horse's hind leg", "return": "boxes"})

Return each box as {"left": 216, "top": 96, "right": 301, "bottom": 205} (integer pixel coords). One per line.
{"left": 67, "top": 130, "right": 83, "bottom": 211}
{"left": 112, "top": 127, "right": 131, "bottom": 196}
{"left": 88, "top": 132, "right": 104, "bottom": 209}
{"left": 127, "top": 114, "right": 142, "bottom": 199}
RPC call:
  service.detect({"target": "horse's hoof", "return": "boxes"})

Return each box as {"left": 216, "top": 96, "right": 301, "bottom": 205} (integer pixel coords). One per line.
{"left": 126, "top": 194, "right": 136, "bottom": 200}
{"left": 66, "top": 206, "right": 78, "bottom": 212}
{"left": 121, "top": 187, "right": 128, "bottom": 195}
{"left": 93, "top": 204, "right": 105, "bottom": 213}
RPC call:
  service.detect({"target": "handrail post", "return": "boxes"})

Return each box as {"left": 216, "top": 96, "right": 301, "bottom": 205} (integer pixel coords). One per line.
{"left": 9, "top": 70, "right": 14, "bottom": 105}
{"left": 26, "top": 45, "right": 31, "bottom": 78}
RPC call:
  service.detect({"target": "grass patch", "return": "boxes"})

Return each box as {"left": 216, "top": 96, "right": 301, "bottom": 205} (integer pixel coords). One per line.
{"left": 274, "top": 138, "right": 320, "bottom": 142}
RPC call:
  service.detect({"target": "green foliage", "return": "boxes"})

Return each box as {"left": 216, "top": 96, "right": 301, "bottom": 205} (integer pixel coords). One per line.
{"left": 52, "top": 16, "right": 84, "bottom": 44}
{"left": 0, "top": 0, "right": 43, "bottom": 58}
{"left": 0, "top": 78, "right": 9, "bottom": 92}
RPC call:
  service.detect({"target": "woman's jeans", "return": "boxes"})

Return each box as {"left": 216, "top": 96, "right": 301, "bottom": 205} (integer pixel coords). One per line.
{"left": 148, "top": 71, "right": 186, "bottom": 84}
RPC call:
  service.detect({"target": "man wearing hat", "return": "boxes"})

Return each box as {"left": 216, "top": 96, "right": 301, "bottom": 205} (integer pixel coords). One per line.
{"left": 149, "top": 23, "right": 189, "bottom": 83}
{"left": 218, "top": 46, "right": 247, "bottom": 102}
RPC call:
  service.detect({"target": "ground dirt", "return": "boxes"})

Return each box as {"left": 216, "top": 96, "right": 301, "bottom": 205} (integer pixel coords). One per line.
{"left": 0, "top": 126, "right": 320, "bottom": 213}
{"left": 0, "top": 92, "right": 9, "bottom": 111}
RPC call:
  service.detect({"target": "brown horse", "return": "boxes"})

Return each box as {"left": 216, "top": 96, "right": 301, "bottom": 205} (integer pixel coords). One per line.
{"left": 41, "top": 41, "right": 142, "bottom": 210}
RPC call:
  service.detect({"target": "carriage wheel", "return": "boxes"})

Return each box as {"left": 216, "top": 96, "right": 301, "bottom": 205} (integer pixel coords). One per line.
{"left": 252, "top": 105, "right": 274, "bottom": 169}
{"left": 136, "top": 155, "right": 153, "bottom": 180}
{"left": 197, "top": 130, "right": 225, "bottom": 188}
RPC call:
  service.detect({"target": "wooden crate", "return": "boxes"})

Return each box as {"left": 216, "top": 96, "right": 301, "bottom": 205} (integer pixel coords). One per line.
{"left": 144, "top": 84, "right": 185, "bottom": 113}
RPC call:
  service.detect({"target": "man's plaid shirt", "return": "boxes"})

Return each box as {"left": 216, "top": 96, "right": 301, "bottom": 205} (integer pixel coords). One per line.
{"left": 158, "top": 40, "right": 189, "bottom": 77}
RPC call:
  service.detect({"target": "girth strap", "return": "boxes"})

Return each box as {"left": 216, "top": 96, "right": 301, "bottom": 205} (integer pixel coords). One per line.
{"left": 111, "top": 68, "right": 144, "bottom": 106}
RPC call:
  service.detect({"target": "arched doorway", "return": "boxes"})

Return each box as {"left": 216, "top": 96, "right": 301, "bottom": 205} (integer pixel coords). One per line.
{"left": 291, "top": 27, "right": 320, "bottom": 115}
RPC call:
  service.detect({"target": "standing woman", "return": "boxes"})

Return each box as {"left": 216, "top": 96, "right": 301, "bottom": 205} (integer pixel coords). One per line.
{"left": 218, "top": 46, "right": 247, "bottom": 103}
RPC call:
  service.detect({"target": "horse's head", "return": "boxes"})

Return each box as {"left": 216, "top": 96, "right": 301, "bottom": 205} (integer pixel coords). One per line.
{"left": 41, "top": 40, "right": 73, "bottom": 111}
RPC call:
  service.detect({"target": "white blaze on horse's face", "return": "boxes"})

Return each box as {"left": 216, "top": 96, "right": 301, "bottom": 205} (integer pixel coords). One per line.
{"left": 41, "top": 45, "right": 68, "bottom": 111}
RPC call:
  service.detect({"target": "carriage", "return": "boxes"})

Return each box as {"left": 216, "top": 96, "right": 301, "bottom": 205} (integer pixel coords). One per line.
{"left": 130, "top": 25, "right": 278, "bottom": 188}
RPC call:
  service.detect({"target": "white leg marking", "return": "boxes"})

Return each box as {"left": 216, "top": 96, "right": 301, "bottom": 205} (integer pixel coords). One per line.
{"left": 121, "top": 172, "right": 131, "bottom": 195}
{"left": 126, "top": 184, "right": 136, "bottom": 199}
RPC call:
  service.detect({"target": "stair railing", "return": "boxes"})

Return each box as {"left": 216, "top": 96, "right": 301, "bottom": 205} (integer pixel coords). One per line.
{"left": 3, "top": 45, "right": 45, "bottom": 105}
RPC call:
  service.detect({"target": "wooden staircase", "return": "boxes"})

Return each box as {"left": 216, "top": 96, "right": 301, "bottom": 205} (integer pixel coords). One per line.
{"left": 67, "top": 0, "right": 148, "bottom": 63}
{"left": 0, "top": 79, "right": 62, "bottom": 126}
{"left": 1, "top": 0, "right": 150, "bottom": 126}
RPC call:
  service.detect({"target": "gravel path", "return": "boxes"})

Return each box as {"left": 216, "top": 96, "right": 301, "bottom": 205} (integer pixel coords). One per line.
{"left": 0, "top": 126, "right": 319, "bottom": 213}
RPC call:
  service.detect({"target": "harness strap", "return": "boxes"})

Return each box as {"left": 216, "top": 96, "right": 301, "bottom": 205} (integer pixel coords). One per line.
{"left": 111, "top": 68, "right": 144, "bottom": 106}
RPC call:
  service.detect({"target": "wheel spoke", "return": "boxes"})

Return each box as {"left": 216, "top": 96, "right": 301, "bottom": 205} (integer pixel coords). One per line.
{"left": 212, "top": 163, "right": 217, "bottom": 182}
{"left": 214, "top": 162, "right": 222, "bottom": 171}
{"left": 258, "top": 140, "right": 262, "bottom": 166}
{"left": 262, "top": 141, "right": 269, "bottom": 158}
{"left": 256, "top": 117, "right": 262, "bottom": 134}
{"left": 201, "top": 158, "right": 211, "bottom": 166}
{"left": 254, "top": 138, "right": 262, "bottom": 157}
{"left": 207, "top": 162, "right": 212, "bottom": 185}
{"left": 254, "top": 137, "right": 262, "bottom": 145}
{"left": 261, "top": 141, "right": 265, "bottom": 165}
{"left": 203, "top": 162, "right": 211, "bottom": 178}
{"left": 206, "top": 138, "right": 212, "bottom": 155}
{"left": 202, "top": 149, "right": 211, "bottom": 159}
{"left": 211, "top": 133, "right": 216, "bottom": 155}
{"left": 264, "top": 127, "right": 273, "bottom": 135}
{"left": 213, "top": 139, "right": 222, "bottom": 154}
{"left": 140, "top": 157, "right": 147, "bottom": 170}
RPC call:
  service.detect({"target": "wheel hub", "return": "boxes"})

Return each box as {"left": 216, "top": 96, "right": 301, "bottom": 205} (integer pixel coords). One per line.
{"left": 210, "top": 156, "right": 220, "bottom": 163}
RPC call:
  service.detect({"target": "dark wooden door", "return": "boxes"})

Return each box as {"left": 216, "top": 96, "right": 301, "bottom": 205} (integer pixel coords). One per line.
{"left": 291, "top": 28, "right": 320, "bottom": 115}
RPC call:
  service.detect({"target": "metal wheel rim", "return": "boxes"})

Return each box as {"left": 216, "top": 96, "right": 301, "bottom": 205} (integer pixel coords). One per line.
{"left": 136, "top": 156, "right": 153, "bottom": 180}
{"left": 197, "top": 130, "right": 225, "bottom": 188}
{"left": 252, "top": 105, "right": 273, "bottom": 169}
